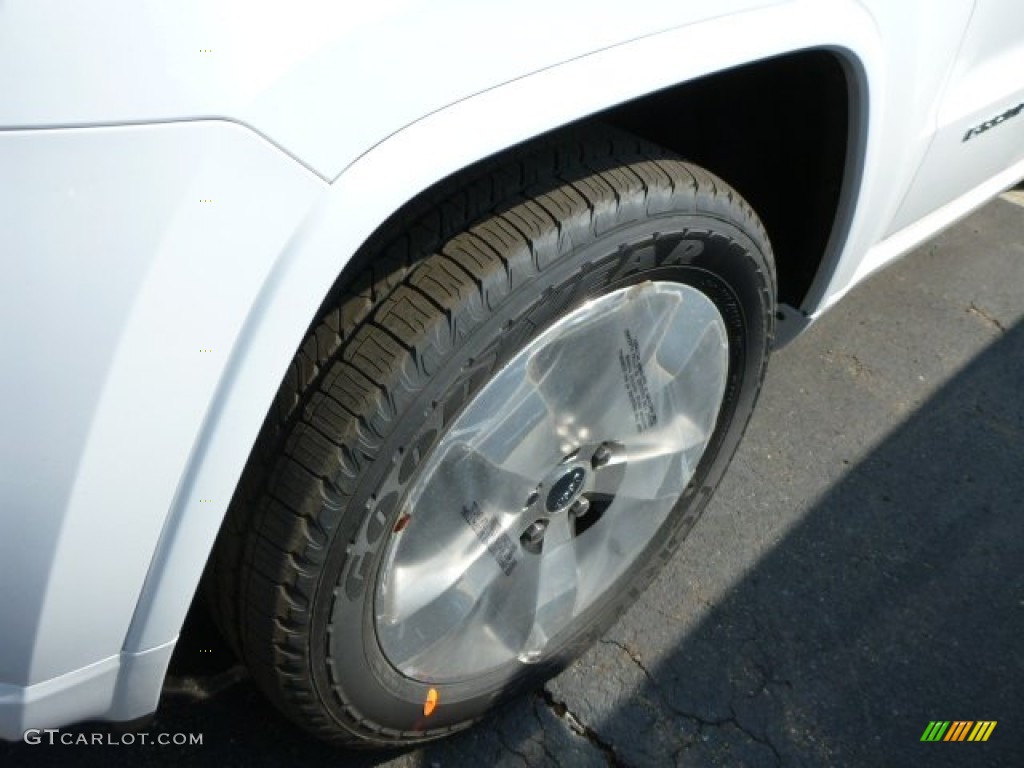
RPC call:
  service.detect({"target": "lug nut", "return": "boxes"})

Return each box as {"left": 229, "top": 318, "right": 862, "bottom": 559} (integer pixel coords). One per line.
{"left": 520, "top": 520, "right": 548, "bottom": 554}
{"left": 592, "top": 444, "right": 612, "bottom": 468}
{"left": 569, "top": 497, "right": 591, "bottom": 519}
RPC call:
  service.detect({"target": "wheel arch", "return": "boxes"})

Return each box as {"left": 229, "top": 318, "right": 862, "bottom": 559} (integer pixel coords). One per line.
{"left": 122, "top": 0, "right": 878, "bottom": 693}
{"left": 313, "top": 47, "right": 866, "bottom": 342}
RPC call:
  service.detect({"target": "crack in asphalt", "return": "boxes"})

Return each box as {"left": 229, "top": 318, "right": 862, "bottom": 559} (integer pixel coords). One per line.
{"left": 600, "top": 638, "right": 784, "bottom": 766}
{"left": 746, "top": 610, "right": 794, "bottom": 695}
{"left": 749, "top": 657, "right": 793, "bottom": 695}
{"left": 600, "top": 639, "right": 657, "bottom": 686}
{"left": 726, "top": 703, "right": 783, "bottom": 767}
{"left": 537, "top": 689, "right": 625, "bottom": 767}
{"left": 967, "top": 302, "right": 1007, "bottom": 333}
{"left": 528, "top": 701, "right": 568, "bottom": 767}
{"left": 495, "top": 722, "right": 530, "bottom": 768}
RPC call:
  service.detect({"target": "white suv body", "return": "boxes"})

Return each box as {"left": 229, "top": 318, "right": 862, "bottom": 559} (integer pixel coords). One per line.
{"left": 1, "top": 0, "right": 1022, "bottom": 740}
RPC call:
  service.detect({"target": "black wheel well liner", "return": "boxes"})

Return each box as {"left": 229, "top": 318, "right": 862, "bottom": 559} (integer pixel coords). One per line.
{"left": 318, "top": 48, "right": 856, "bottom": 329}
{"left": 604, "top": 49, "right": 854, "bottom": 311}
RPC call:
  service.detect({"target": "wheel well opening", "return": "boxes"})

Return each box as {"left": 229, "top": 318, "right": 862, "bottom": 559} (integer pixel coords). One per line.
{"left": 603, "top": 49, "right": 851, "bottom": 310}
{"left": 201, "top": 49, "right": 854, "bottom": 686}
{"left": 325, "top": 50, "right": 852, "bottom": 319}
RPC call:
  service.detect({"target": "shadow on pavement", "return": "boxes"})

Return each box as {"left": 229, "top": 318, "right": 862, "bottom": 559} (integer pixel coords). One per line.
{"left": 543, "top": 318, "right": 1024, "bottom": 766}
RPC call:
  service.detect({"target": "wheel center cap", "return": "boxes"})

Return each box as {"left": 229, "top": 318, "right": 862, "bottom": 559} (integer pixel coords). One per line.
{"left": 546, "top": 466, "right": 586, "bottom": 512}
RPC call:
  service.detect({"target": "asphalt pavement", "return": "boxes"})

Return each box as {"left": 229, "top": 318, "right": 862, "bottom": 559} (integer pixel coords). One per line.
{"left": 3, "top": 191, "right": 1023, "bottom": 767}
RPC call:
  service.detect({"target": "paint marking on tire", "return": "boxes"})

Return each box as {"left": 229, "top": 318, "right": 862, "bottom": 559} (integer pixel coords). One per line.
{"left": 424, "top": 688, "right": 439, "bottom": 717}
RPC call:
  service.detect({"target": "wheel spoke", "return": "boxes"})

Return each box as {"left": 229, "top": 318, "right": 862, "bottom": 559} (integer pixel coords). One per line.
{"left": 573, "top": 493, "right": 673, "bottom": 604}
{"left": 376, "top": 549, "right": 497, "bottom": 674}
{"left": 377, "top": 444, "right": 530, "bottom": 624}
{"left": 522, "top": 513, "right": 578, "bottom": 656}
{"left": 527, "top": 294, "right": 674, "bottom": 444}
{"left": 454, "top": 358, "right": 565, "bottom": 478}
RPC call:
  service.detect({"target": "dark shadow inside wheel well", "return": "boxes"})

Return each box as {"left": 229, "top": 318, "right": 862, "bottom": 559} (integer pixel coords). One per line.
{"left": 318, "top": 50, "right": 851, "bottom": 323}
{"left": 602, "top": 49, "right": 850, "bottom": 309}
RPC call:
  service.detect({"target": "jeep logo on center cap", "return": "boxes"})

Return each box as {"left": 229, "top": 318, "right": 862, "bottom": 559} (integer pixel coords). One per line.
{"left": 546, "top": 467, "right": 586, "bottom": 512}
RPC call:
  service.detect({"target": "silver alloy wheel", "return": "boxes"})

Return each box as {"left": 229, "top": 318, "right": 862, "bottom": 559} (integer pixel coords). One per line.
{"left": 374, "top": 281, "right": 729, "bottom": 684}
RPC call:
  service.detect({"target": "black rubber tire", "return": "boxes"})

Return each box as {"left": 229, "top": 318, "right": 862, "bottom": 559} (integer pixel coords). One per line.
{"left": 209, "top": 126, "right": 776, "bottom": 747}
